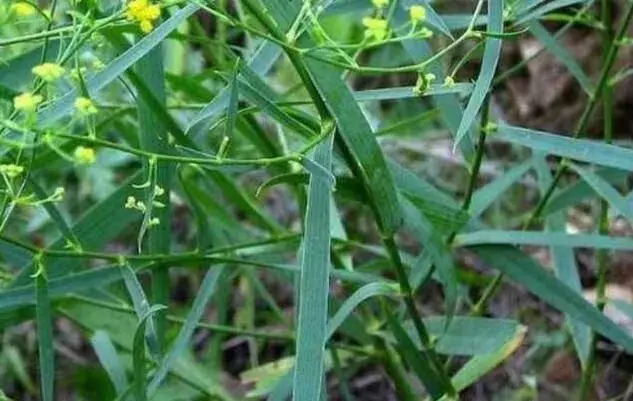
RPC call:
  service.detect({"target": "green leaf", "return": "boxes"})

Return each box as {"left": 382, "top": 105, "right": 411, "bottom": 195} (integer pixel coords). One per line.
{"left": 387, "top": 311, "right": 450, "bottom": 400}
{"left": 91, "top": 331, "right": 129, "bottom": 396}
{"left": 451, "top": 325, "right": 526, "bottom": 391}
{"left": 543, "top": 167, "right": 629, "bottom": 216}
{"left": 35, "top": 271, "right": 54, "bottom": 401}
{"left": 293, "top": 135, "right": 334, "bottom": 401}
{"left": 534, "top": 154, "right": 591, "bottom": 365}
{"left": 472, "top": 245, "right": 633, "bottom": 352}
{"left": 424, "top": 317, "right": 522, "bottom": 356}
{"left": 496, "top": 124, "right": 633, "bottom": 171}
{"left": 326, "top": 282, "right": 399, "bottom": 339}
{"left": 401, "top": 196, "right": 458, "bottom": 319}
{"left": 469, "top": 160, "right": 533, "bottom": 218}
{"left": 353, "top": 84, "right": 473, "bottom": 101}
{"left": 0, "top": 265, "right": 122, "bottom": 312}
{"left": 148, "top": 267, "right": 225, "bottom": 395}
{"left": 133, "top": 304, "right": 167, "bottom": 401}
{"left": 134, "top": 30, "right": 173, "bottom": 349}
{"left": 517, "top": 0, "right": 590, "bottom": 24}
{"left": 121, "top": 264, "right": 161, "bottom": 360}
{"left": 525, "top": 20, "right": 592, "bottom": 94}
{"left": 568, "top": 162, "right": 633, "bottom": 224}
{"left": 454, "top": 0, "right": 503, "bottom": 148}
{"left": 454, "top": 230, "right": 633, "bottom": 250}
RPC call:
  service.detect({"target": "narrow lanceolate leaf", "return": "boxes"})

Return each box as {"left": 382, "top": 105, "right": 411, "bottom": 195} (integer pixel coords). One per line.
{"left": 326, "top": 282, "right": 399, "bottom": 339}
{"left": 91, "top": 331, "right": 128, "bottom": 396}
{"left": 568, "top": 162, "right": 633, "bottom": 224}
{"left": 526, "top": 21, "right": 593, "bottom": 94}
{"left": 451, "top": 325, "right": 526, "bottom": 391}
{"left": 454, "top": 230, "right": 633, "bottom": 250}
{"left": 121, "top": 265, "right": 161, "bottom": 359}
{"left": 454, "top": 0, "right": 504, "bottom": 148}
{"left": 517, "top": 0, "right": 591, "bottom": 24}
{"left": 469, "top": 160, "right": 533, "bottom": 218}
{"left": 544, "top": 167, "right": 629, "bottom": 216}
{"left": 38, "top": 4, "right": 200, "bottom": 126}
{"left": 496, "top": 124, "right": 633, "bottom": 171}
{"left": 515, "top": 164, "right": 596, "bottom": 369}
{"left": 353, "top": 84, "right": 473, "bottom": 101}
{"left": 472, "top": 245, "right": 633, "bottom": 352}
{"left": 133, "top": 305, "right": 167, "bottom": 401}
{"left": 401, "top": 196, "right": 458, "bottom": 319}
{"left": 224, "top": 61, "right": 240, "bottom": 144}
{"left": 387, "top": 311, "right": 449, "bottom": 400}
{"left": 35, "top": 271, "right": 54, "bottom": 401}
{"left": 148, "top": 267, "right": 225, "bottom": 396}
{"left": 0, "top": 266, "right": 122, "bottom": 312}
{"left": 135, "top": 34, "right": 172, "bottom": 349}
{"left": 293, "top": 135, "right": 334, "bottom": 401}
{"left": 423, "top": 317, "right": 522, "bottom": 356}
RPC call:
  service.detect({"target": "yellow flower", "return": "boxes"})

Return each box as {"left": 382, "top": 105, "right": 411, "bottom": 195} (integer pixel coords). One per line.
{"left": 74, "top": 97, "right": 98, "bottom": 116}
{"left": 13, "top": 92, "right": 43, "bottom": 112}
{"left": 372, "top": 0, "right": 389, "bottom": 9}
{"left": 11, "top": 2, "right": 36, "bottom": 16}
{"left": 73, "top": 146, "right": 96, "bottom": 164}
{"left": 443, "top": 76, "right": 455, "bottom": 88}
{"left": 32, "top": 63, "right": 65, "bottom": 82}
{"left": 362, "top": 17, "right": 388, "bottom": 41}
{"left": 0, "top": 164, "right": 24, "bottom": 178}
{"left": 126, "top": 0, "right": 161, "bottom": 33}
{"left": 409, "top": 5, "right": 426, "bottom": 22}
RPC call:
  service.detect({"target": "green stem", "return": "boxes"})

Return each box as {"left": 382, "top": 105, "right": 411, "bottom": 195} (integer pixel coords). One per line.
{"left": 578, "top": 0, "right": 614, "bottom": 399}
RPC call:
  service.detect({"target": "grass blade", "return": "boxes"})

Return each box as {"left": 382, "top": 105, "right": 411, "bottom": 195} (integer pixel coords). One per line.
{"left": 496, "top": 124, "right": 633, "bottom": 171}
{"left": 35, "top": 264, "right": 54, "bottom": 401}
{"left": 293, "top": 134, "right": 334, "bottom": 401}
{"left": 451, "top": 325, "right": 526, "bottom": 391}
{"left": 91, "top": 331, "right": 128, "bottom": 396}
{"left": 534, "top": 153, "right": 591, "bottom": 365}
{"left": 526, "top": 20, "right": 593, "bottom": 94}
{"left": 454, "top": 0, "right": 503, "bottom": 148}
{"left": 121, "top": 264, "right": 161, "bottom": 359}
{"left": 148, "top": 267, "right": 225, "bottom": 395}
{"left": 132, "top": 304, "right": 167, "bottom": 401}
{"left": 326, "top": 282, "right": 399, "bottom": 339}
{"left": 455, "top": 230, "right": 633, "bottom": 250}
{"left": 568, "top": 162, "right": 633, "bottom": 224}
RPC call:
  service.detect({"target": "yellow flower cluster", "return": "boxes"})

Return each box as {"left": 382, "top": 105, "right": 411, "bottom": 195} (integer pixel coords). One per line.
{"left": 409, "top": 5, "right": 426, "bottom": 22}
{"left": 0, "top": 164, "right": 24, "bottom": 178}
{"left": 74, "top": 97, "right": 98, "bottom": 116}
{"left": 32, "top": 63, "right": 65, "bottom": 82}
{"left": 362, "top": 17, "right": 388, "bottom": 41}
{"left": 13, "top": 93, "right": 43, "bottom": 112}
{"left": 11, "top": 2, "right": 36, "bottom": 16}
{"left": 73, "top": 146, "right": 96, "bottom": 164}
{"left": 126, "top": 0, "right": 161, "bottom": 33}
